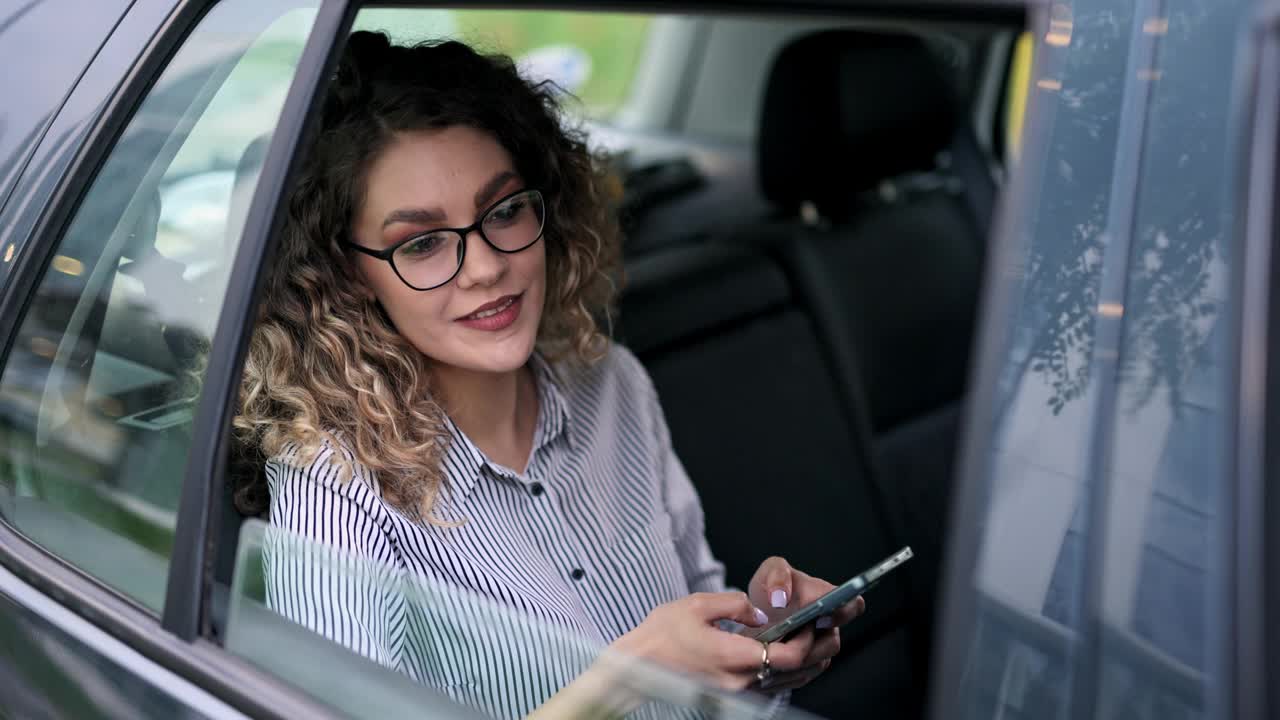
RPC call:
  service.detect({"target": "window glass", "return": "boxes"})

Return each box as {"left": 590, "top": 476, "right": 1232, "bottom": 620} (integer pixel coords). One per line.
{"left": 950, "top": 0, "right": 1250, "bottom": 718}
{"left": 351, "top": 9, "right": 653, "bottom": 119}
{"left": 678, "top": 17, "right": 972, "bottom": 142}
{"left": 226, "top": 520, "right": 819, "bottom": 720}
{"left": 0, "top": 0, "right": 319, "bottom": 612}
{"left": 1092, "top": 0, "right": 1243, "bottom": 713}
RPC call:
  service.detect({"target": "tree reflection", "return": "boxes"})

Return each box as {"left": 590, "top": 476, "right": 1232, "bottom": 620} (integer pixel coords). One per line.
{"left": 1017, "top": 1, "right": 1226, "bottom": 417}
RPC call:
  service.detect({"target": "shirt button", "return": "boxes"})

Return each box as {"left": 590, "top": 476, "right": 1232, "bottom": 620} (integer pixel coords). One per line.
{"left": 570, "top": 568, "right": 585, "bottom": 581}
{"left": 529, "top": 482, "right": 544, "bottom": 497}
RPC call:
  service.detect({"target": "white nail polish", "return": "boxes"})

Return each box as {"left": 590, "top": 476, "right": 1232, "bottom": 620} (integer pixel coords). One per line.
{"left": 771, "top": 589, "right": 787, "bottom": 608}
{"left": 754, "top": 608, "right": 769, "bottom": 625}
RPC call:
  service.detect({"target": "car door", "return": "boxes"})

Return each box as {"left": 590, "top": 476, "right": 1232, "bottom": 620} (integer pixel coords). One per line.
{"left": 0, "top": 0, "right": 349, "bottom": 716}
{"left": 932, "top": 0, "right": 1269, "bottom": 719}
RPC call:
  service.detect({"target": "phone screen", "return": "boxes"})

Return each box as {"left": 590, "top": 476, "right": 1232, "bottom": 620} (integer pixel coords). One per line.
{"left": 754, "top": 546, "right": 913, "bottom": 644}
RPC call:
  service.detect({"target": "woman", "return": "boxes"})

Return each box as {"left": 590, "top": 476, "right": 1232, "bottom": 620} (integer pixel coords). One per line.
{"left": 234, "top": 30, "right": 863, "bottom": 718}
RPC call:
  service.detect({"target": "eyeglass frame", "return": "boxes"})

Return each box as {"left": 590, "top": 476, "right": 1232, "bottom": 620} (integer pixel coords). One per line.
{"left": 341, "top": 188, "right": 546, "bottom": 291}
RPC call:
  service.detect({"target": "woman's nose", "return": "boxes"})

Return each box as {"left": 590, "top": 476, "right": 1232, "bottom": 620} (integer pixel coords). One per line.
{"left": 455, "top": 229, "right": 506, "bottom": 289}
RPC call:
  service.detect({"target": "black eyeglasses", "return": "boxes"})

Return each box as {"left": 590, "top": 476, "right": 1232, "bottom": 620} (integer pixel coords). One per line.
{"left": 343, "top": 189, "right": 546, "bottom": 291}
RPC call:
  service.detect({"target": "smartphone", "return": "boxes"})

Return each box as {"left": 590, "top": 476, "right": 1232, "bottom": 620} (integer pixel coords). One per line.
{"left": 754, "top": 546, "right": 913, "bottom": 644}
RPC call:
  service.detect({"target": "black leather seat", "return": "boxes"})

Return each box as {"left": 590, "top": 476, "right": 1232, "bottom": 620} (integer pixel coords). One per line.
{"left": 619, "top": 241, "right": 921, "bottom": 718}
{"left": 757, "top": 29, "right": 987, "bottom": 429}
{"left": 748, "top": 28, "right": 993, "bottom": 695}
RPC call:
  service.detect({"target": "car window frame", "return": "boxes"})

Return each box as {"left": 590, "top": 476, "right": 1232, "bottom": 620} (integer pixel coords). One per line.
{"left": 162, "top": 0, "right": 358, "bottom": 642}
{"left": 1237, "top": 4, "right": 1280, "bottom": 720}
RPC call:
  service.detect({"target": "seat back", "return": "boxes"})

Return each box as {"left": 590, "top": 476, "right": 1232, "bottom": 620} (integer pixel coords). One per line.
{"left": 757, "top": 28, "right": 989, "bottom": 433}
{"left": 750, "top": 28, "right": 995, "bottom": 700}
{"left": 619, "top": 242, "right": 920, "bottom": 717}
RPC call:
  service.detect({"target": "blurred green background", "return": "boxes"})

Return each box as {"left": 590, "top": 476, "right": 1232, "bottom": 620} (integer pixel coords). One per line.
{"left": 358, "top": 9, "right": 653, "bottom": 116}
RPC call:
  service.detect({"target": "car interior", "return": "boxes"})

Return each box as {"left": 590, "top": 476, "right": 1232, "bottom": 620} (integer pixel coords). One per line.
{"left": 0, "top": 5, "right": 1023, "bottom": 719}
{"left": 597, "top": 25, "right": 999, "bottom": 716}
{"left": 215, "top": 15, "right": 1010, "bottom": 718}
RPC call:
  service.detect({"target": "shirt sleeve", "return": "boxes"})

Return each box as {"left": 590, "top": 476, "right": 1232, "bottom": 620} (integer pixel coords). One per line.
{"left": 262, "top": 446, "right": 407, "bottom": 670}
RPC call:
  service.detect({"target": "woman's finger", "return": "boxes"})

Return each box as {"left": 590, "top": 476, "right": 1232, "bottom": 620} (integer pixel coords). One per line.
{"left": 756, "top": 556, "right": 794, "bottom": 610}
{"left": 803, "top": 628, "right": 841, "bottom": 665}
{"left": 822, "top": 594, "right": 865, "bottom": 628}
{"left": 764, "top": 628, "right": 815, "bottom": 671}
{"left": 788, "top": 569, "right": 834, "bottom": 606}
{"left": 714, "top": 670, "right": 758, "bottom": 692}
{"left": 759, "top": 659, "right": 829, "bottom": 692}
{"left": 708, "top": 630, "right": 778, "bottom": 674}
{"left": 689, "top": 592, "right": 769, "bottom": 627}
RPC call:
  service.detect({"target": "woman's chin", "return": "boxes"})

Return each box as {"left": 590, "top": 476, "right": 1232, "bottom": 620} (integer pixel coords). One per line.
{"left": 431, "top": 333, "right": 539, "bottom": 376}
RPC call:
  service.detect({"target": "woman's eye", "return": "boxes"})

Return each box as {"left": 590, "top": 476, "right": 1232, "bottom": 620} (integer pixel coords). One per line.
{"left": 488, "top": 199, "right": 526, "bottom": 225}
{"left": 398, "top": 233, "right": 448, "bottom": 258}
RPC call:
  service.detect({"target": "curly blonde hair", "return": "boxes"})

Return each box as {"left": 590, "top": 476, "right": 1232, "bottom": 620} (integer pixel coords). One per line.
{"left": 232, "top": 31, "right": 621, "bottom": 521}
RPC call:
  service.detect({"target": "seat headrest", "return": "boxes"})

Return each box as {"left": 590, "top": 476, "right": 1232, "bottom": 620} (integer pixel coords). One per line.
{"left": 758, "top": 30, "right": 958, "bottom": 219}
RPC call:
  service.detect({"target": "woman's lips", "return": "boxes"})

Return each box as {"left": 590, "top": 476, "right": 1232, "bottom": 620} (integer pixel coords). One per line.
{"left": 455, "top": 294, "right": 522, "bottom": 331}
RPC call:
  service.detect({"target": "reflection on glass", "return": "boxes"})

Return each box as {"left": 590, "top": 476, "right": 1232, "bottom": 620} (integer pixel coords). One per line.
{"left": 1045, "top": 4, "right": 1073, "bottom": 47}
{"left": 0, "top": 0, "right": 318, "bottom": 613}
{"left": 1091, "top": 0, "right": 1244, "bottom": 716}
{"left": 976, "top": 0, "right": 1136, "bottom": 697}
{"left": 953, "top": 0, "right": 1248, "bottom": 718}
{"left": 228, "top": 520, "right": 818, "bottom": 720}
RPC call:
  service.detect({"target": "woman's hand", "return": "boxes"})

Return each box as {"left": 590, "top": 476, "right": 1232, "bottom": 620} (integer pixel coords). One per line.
{"left": 533, "top": 589, "right": 836, "bottom": 719}
{"left": 745, "top": 556, "right": 867, "bottom": 690}
{"left": 610, "top": 591, "right": 819, "bottom": 692}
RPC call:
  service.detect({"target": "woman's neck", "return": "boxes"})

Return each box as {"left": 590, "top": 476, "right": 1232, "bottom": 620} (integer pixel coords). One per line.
{"left": 434, "top": 361, "right": 539, "bottom": 474}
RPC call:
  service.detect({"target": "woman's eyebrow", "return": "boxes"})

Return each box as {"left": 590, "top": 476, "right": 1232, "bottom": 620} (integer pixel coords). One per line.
{"left": 380, "top": 170, "right": 519, "bottom": 229}
{"left": 382, "top": 206, "right": 445, "bottom": 229}
{"left": 474, "top": 170, "right": 518, "bottom": 208}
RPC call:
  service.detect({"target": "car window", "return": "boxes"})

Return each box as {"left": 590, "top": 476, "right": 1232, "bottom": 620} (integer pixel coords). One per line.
{"left": 348, "top": 9, "right": 653, "bottom": 120}
{"left": 0, "top": 0, "right": 320, "bottom": 613}
{"left": 946, "top": 0, "right": 1251, "bottom": 718}
{"left": 224, "top": 519, "right": 818, "bottom": 719}
{"left": 1088, "top": 0, "right": 1241, "bottom": 710}
{"left": 677, "top": 18, "right": 971, "bottom": 142}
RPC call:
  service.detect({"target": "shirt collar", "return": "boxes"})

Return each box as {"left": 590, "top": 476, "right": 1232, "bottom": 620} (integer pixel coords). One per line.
{"left": 529, "top": 351, "right": 573, "bottom": 451}
{"left": 439, "top": 416, "right": 486, "bottom": 510}
{"left": 439, "top": 353, "right": 573, "bottom": 508}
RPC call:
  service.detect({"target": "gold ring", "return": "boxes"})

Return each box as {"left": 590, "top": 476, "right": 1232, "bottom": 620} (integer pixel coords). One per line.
{"left": 756, "top": 641, "right": 772, "bottom": 683}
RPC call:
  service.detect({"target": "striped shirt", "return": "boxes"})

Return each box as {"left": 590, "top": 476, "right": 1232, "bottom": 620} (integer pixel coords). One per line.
{"left": 263, "top": 344, "right": 728, "bottom": 718}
